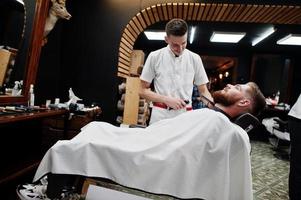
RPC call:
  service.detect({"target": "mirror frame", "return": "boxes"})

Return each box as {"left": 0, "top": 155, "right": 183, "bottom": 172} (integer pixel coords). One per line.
{"left": 0, "top": 0, "right": 49, "bottom": 105}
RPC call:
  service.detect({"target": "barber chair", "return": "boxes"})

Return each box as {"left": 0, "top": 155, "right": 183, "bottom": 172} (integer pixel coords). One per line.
{"left": 270, "top": 118, "right": 290, "bottom": 160}
{"left": 81, "top": 112, "right": 260, "bottom": 197}
{"left": 262, "top": 116, "right": 290, "bottom": 160}
{"left": 234, "top": 113, "right": 261, "bottom": 133}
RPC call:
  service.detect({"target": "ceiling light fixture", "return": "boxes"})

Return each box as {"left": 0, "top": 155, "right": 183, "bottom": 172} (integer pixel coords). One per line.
{"left": 189, "top": 26, "right": 196, "bottom": 44}
{"left": 16, "top": 0, "right": 24, "bottom": 5}
{"left": 252, "top": 27, "right": 275, "bottom": 46}
{"left": 277, "top": 34, "right": 301, "bottom": 45}
{"left": 210, "top": 31, "right": 246, "bottom": 43}
{"left": 144, "top": 31, "right": 165, "bottom": 40}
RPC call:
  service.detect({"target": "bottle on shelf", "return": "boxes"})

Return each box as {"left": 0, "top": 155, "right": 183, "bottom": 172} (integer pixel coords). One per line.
{"left": 28, "top": 84, "right": 35, "bottom": 107}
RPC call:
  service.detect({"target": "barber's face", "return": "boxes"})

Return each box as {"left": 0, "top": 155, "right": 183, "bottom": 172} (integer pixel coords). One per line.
{"left": 213, "top": 84, "right": 250, "bottom": 106}
{"left": 165, "top": 34, "right": 187, "bottom": 56}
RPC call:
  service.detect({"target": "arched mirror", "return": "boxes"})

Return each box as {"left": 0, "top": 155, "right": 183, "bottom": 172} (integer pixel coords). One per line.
{"left": 0, "top": 0, "right": 49, "bottom": 105}
{"left": 117, "top": 3, "right": 301, "bottom": 102}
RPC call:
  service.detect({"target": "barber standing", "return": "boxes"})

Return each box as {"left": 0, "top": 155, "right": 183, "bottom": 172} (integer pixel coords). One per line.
{"left": 288, "top": 93, "right": 301, "bottom": 200}
{"left": 139, "top": 18, "right": 212, "bottom": 124}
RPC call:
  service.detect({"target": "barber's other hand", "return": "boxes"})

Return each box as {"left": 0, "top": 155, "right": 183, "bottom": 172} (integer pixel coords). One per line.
{"left": 164, "top": 96, "right": 187, "bottom": 110}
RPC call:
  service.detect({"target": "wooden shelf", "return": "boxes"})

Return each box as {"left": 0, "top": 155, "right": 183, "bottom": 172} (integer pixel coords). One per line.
{"left": 0, "top": 109, "right": 67, "bottom": 124}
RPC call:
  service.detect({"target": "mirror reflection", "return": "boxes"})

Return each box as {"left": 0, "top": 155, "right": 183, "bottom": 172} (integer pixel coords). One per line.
{"left": 0, "top": 0, "right": 25, "bottom": 96}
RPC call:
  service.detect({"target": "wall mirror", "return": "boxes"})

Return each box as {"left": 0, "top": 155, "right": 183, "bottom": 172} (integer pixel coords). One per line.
{"left": 0, "top": 0, "right": 25, "bottom": 92}
{"left": 0, "top": 0, "right": 49, "bottom": 105}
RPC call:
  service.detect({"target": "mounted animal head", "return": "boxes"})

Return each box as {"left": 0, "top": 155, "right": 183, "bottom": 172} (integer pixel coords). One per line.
{"left": 43, "top": 0, "right": 72, "bottom": 38}
{"left": 50, "top": 0, "right": 72, "bottom": 20}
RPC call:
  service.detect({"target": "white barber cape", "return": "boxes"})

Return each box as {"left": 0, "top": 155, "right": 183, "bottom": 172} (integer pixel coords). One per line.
{"left": 34, "top": 108, "right": 252, "bottom": 200}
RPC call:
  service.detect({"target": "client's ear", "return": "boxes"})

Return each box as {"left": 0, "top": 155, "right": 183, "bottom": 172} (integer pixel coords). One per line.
{"left": 237, "top": 99, "right": 251, "bottom": 107}
{"left": 164, "top": 36, "right": 168, "bottom": 44}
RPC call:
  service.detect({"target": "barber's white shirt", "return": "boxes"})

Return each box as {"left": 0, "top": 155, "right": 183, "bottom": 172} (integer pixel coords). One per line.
{"left": 140, "top": 45, "right": 209, "bottom": 123}
{"left": 141, "top": 45, "right": 208, "bottom": 101}
{"left": 289, "top": 93, "right": 301, "bottom": 120}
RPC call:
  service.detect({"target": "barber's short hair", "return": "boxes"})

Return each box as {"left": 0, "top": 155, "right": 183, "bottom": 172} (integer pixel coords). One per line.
{"left": 247, "top": 82, "right": 266, "bottom": 116}
{"left": 165, "top": 18, "right": 188, "bottom": 36}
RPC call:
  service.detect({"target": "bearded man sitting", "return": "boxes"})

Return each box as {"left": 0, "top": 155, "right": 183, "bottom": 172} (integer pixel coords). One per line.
{"left": 17, "top": 82, "right": 266, "bottom": 200}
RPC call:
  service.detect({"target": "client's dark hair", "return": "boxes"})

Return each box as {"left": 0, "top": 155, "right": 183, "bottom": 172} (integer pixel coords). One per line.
{"left": 247, "top": 82, "right": 266, "bottom": 116}
{"left": 165, "top": 18, "right": 188, "bottom": 36}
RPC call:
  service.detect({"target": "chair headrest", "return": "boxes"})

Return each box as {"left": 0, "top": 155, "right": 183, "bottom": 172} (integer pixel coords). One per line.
{"left": 234, "top": 113, "right": 260, "bottom": 133}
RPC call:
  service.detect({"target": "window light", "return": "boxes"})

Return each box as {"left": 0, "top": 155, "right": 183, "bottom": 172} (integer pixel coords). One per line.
{"left": 189, "top": 26, "right": 196, "bottom": 44}
{"left": 144, "top": 31, "right": 166, "bottom": 40}
{"left": 252, "top": 27, "right": 275, "bottom": 46}
{"left": 210, "top": 31, "right": 246, "bottom": 43}
{"left": 277, "top": 34, "right": 301, "bottom": 45}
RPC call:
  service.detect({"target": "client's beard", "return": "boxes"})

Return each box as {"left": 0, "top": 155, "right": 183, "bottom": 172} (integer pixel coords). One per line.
{"left": 212, "top": 91, "right": 237, "bottom": 106}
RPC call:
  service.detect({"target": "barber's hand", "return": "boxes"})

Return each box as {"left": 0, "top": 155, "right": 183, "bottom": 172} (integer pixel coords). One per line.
{"left": 164, "top": 96, "right": 187, "bottom": 110}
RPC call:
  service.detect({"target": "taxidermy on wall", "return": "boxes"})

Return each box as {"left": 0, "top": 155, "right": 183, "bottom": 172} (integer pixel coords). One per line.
{"left": 43, "top": 0, "right": 71, "bottom": 45}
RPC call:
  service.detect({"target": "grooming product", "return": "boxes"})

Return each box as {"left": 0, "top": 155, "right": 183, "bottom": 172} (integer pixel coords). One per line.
{"left": 28, "top": 84, "right": 35, "bottom": 107}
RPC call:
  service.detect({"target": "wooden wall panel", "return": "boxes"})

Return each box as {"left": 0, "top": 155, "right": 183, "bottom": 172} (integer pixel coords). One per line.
{"left": 121, "top": 37, "right": 132, "bottom": 50}
{"left": 152, "top": 5, "right": 160, "bottom": 22}
{"left": 129, "top": 20, "right": 141, "bottom": 36}
{"left": 187, "top": 3, "right": 194, "bottom": 20}
{"left": 227, "top": 4, "right": 241, "bottom": 22}
{"left": 172, "top": 3, "right": 178, "bottom": 18}
{"left": 119, "top": 47, "right": 131, "bottom": 58}
{"left": 252, "top": 5, "right": 271, "bottom": 23}
{"left": 178, "top": 3, "right": 183, "bottom": 19}
{"left": 183, "top": 3, "right": 189, "bottom": 20}
{"left": 167, "top": 3, "right": 173, "bottom": 19}
{"left": 229, "top": 4, "right": 247, "bottom": 22}
{"left": 201, "top": 3, "right": 211, "bottom": 21}
{"left": 118, "top": 63, "right": 130, "bottom": 73}
{"left": 122, "top": 33, "right": 134, "bottom": 46}
{"left": 141, "top": 9, "right": 151, "bottom": 26}
{"left": 126, "top": 24, "right": 138, "bottom": 38}
{"left": 196, "top": 3, "right": 205, "bottom": 21}
{"left": 136, "top": 13, "right": 147, "bottom": 29}
{"left": 211, "top": 4, "right": 223, "bottom": 21}
{"left": 146, "top": 7, "right": 155, "bottom": 24}
{"left": 156, "top": 4, "right": 164, "bottom": 21}
{"left": 240, "top": 4, "right": 258, "bottom": 22}
{"left": 287, "top": 11, "right": 301, "bottom": 24}
{"left": 161, "top": 4, "right": 169, "bottom": 21}
{"left": 124, "top": 28, "right": 135, "bottom": 43}
{"left": 246, "top": 5, "right": 264, "bottom": 23}
{"left": 277, "top": 6, "right": 299, "bottom": 24}
{"left": 235, "top": 4, "right": 251, "bottom": 22}
{"left": 206, "top": 3, "right": 216, "bottom": 21}
{"left": 132, "top": 16, "right": 144, "bottom": 33}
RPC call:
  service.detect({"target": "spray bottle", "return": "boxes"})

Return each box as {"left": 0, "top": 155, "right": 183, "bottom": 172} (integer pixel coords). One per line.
{"left": 28, "top": 84, "right": 35, "bottom": 107}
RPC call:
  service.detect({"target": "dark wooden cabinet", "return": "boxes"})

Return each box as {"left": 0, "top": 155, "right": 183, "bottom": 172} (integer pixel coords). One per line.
{"left": 0, "top": 109, "right": 67, "bottom": 199}
{"left": 41, "top": 109, "right": 102, "bottom": 153}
